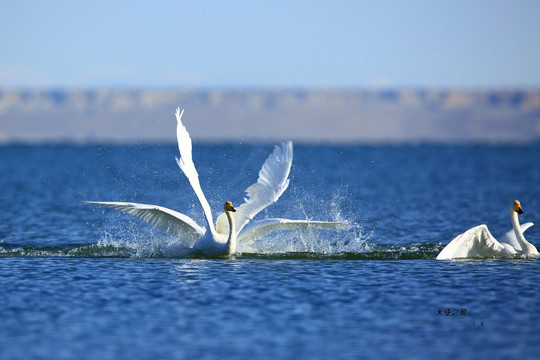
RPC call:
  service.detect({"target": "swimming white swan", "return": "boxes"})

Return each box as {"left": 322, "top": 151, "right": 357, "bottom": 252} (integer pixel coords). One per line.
{"left": 436, "top": 200, "right": 539, "bottom": 260}
{"left": 86, "top": 108, "right": 352, "bottom": 256}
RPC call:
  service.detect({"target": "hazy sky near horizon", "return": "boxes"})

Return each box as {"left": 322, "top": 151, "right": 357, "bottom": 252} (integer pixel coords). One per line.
{"left": 2, "top": 1, "right": 539, "bottom": 89}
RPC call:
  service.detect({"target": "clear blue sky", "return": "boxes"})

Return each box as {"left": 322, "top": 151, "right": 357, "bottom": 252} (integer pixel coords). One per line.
{"left": 1, "top": 0, "right": 539, "bottom": 89}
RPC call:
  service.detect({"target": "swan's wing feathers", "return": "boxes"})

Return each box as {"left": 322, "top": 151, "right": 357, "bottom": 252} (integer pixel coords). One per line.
{"left": 216, "top": 141, "right": 293, "bottom": 235}
{"left": 175, "top": 108, "right": 214, "bottom": 231}
{"left": 436, "top": 224, "right": 510, "bottom": 260}
{"left": 237, "top": 218, "right": 354, "bottom": 245}
{"left": 498, "top": 222, "right": 534, "bottom": 250}
{"left": 85, "top": 201, "right": 205, "bottom": 241}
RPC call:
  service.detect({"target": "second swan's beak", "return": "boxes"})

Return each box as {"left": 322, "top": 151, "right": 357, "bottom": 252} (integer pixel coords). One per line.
{"left": 231, "top": 206, "right": 236, "bottom": 212}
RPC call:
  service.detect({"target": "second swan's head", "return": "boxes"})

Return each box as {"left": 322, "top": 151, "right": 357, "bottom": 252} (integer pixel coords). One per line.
{"left": 223, "top": 201, "right": 236, "bottom": 212}
{"left": 512, "top": 200, "right": 524, "bottom": 216}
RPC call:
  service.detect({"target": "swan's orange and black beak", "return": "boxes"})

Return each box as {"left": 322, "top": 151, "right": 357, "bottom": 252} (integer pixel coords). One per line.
{"left": 516, "top": 204, "right": 524, "bottom": 216}
{"left": 224, "top": 201, "right": 236, "bottom": 212}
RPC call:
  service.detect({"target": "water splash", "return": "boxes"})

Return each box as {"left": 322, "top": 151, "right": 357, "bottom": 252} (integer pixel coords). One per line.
{"left": 0, "top": 184, "right": 441, "bottom": 259}
{"left": 237, "top": 225, "right": 370, "bottom": 255}
{"left": 0, "top": 235, "right": 444, "bottom": 260}
{"left": 0, "top": 200, "right": 443, "bottom": 259}
{"left": 95, "top": 231, "right": 194, "bottom": 258}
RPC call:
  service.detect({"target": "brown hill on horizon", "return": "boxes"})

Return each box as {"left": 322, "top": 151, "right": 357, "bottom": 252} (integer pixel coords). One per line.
{"left": 1, "top": 89, "right": 539, "bottom": 143}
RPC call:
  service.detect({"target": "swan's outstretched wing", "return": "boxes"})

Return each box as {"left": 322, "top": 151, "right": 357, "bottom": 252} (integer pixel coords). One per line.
{"left": 237, "top": 218, "right": 354, "bottom": 245}
{"left": 436, "top": 224, "right": 515, "bottom": 260}
{"left": 498, "top": 222, "right": 534, "bottom": 251}
{"left": 175, "top": 108, "right": 214, "bottom": 232}
{"left": 85, "top": 201, "right": 206, "bottom": 242}
{"left": 216, "top": 141, "right": 293, "bottom": 236}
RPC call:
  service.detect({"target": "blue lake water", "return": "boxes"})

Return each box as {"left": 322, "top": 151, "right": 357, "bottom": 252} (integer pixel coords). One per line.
{"left": 1, "top": 143, "right": 540, "bottom": 359}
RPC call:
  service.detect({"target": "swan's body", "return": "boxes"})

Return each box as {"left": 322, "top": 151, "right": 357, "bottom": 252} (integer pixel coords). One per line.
{"left": 86, "top": 108, "right": 351, "bottom": 256}
{"left": 436, "top": 200, "right": 539, "bottom": 260}
{"left": 191, "top": 201, "right": 237, "bottom": 256}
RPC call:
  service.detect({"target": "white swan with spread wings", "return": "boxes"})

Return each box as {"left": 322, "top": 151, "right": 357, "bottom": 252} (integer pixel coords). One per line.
{"left": 86, "top": 108, "right": 351, "bottom": 256}
{"left": 436, "top": 200, "right": 538, "bottom": 260}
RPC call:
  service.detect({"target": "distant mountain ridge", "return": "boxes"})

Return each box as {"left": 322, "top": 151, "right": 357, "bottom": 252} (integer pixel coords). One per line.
{"left": 1, "top": 89, "right": 539, "bottom": 143}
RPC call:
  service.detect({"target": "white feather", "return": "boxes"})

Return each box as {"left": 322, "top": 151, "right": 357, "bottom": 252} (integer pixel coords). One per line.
{"left": 215, "top": 141, "right": 293, "bottom": 236}
{"left": 175, "top": 108, "right": 215, "bottom": 234}
{"left": 237, "top": 218, "right": 354, "bottom": 245}
{"left": 436, "top": 225, "right": 514, "bottom": 260}
{"left": 85, "top": 201, "right": 205, "bottom": 244}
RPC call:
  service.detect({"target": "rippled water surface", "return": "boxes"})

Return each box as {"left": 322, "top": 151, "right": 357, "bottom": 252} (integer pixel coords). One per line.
{"left": 1, "top": 143, "right": 540, "bottom": 359}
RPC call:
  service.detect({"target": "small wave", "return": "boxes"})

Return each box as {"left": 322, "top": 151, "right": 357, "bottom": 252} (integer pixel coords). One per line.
{"left": 0, "top": 222, "right": 443, "bottom": 259}
{"left": 0, "top": 242, "right": 132, "bottom": 258}
{"left": 0, "top": 240, "right": 443, "bottom": 260}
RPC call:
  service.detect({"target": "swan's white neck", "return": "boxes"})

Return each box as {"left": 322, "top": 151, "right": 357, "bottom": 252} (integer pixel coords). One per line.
{"left": 225, "top": 210, "right": 236, "bottom": 255}
{"left": 510, "top": 209, "right": 538, "bottom": 254}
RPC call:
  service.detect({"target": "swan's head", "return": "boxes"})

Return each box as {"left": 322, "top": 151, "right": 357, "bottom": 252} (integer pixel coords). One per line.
{"left": 512, "top": 200, "right": 524, "bottom": 216}
{"left": 223, "top": 201, "right": 236, "bottom": 213}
